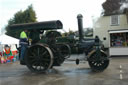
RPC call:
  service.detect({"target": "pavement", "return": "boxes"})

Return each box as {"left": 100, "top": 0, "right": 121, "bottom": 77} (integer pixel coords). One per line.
{"left": 0, "top": 55, "right": 128, "bottom": 85}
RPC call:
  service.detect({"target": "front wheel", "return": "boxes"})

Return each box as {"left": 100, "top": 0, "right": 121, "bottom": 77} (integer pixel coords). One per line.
{"left": 88, "top": 51, "right": 109, "bottom": 72}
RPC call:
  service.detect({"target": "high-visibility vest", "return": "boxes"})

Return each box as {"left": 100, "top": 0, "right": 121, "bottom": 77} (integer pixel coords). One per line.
{"left": 20, "top": 31, "right": 28, "bottom": 45}
{"left": 20, "top": 31, "right": 27, "bottom": 38}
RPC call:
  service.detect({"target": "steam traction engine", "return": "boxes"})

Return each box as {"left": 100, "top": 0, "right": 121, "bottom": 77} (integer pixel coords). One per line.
{"left": 9, "top": 14, "right": 109, "bottom": 73}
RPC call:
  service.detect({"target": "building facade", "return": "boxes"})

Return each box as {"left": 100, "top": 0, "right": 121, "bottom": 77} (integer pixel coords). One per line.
{"left": 93, "top": 14, "right": 128, "bottom": 56}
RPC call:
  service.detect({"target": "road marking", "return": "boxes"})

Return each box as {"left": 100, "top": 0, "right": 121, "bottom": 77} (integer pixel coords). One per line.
{"left": 119, "top": 65, "right": 123, "bottom": 80}
{"left": 120, "top": 65, "right": 122, "bottom": 69}
{"left": 120, "top": 70, "right": 122, "bottom": 73}
{"left": 120, "top": 74, "right": 123, "bottom": 80}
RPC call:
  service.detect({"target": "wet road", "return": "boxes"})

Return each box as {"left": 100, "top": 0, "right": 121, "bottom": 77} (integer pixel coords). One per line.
{"left": 0, "top": 55, "right": 128, "bottom": 85}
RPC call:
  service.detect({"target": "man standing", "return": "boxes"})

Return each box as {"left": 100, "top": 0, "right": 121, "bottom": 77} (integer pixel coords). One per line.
{"left": 20, "top": 29, "right": 28, "bottom": 64}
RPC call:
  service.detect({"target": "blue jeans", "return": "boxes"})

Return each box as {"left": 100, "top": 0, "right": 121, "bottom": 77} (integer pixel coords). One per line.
{"left": 20, "top": 44, "right": 27, "bottom": 61}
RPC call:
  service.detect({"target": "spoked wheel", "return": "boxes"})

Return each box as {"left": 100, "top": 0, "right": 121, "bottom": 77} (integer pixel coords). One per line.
{"left": 88, "top": 51, "right": 109, "bottom": 72}
{"left": 57, "top": 43, "right": 71, "bottom": 59}
{"left": 25, "top": 44, "right": 53, "bottom": 73}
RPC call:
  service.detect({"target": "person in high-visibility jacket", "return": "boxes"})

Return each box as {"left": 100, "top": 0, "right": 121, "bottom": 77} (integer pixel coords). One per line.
{"left": 20, "top": 29, "right": 28, "bottom": 64}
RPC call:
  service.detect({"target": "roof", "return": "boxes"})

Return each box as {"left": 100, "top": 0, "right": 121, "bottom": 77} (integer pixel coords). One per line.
{"left": 0, "top": 34, "right": 19, "bottom": 44}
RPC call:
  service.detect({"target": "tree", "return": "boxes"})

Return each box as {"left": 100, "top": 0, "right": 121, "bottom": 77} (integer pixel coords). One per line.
{"left": 5, "top": 4, "right": 37, "bottom": 38}
{"left": 102, "top": 0, "right": 122, "bottom": 15}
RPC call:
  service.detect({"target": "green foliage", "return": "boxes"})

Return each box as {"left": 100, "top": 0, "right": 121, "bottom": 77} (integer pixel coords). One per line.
{"left": 62, "top": 29, "right": 75, "bottom": 37}
{"left": 5, "top": 4, "right": 37, "bottom": 38}
{"left": 69, "top": 30, "right": 75, "bottom": 35}
{"left": 62, "top": 32, "right": 68, "bottom": 37}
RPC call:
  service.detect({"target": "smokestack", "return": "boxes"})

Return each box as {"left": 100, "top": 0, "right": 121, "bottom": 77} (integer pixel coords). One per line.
{"left": 77, "top": 14, "right": 84, "bottom": 41}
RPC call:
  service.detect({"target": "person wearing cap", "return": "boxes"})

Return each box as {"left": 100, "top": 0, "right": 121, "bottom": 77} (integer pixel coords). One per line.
{"left": 20, "top": 29, "right": 28, "bottom": 64}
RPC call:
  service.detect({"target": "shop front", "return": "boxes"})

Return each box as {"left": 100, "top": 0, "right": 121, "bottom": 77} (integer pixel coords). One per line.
{"left": 109, "top": 29, "right": 128, "bottom": 56}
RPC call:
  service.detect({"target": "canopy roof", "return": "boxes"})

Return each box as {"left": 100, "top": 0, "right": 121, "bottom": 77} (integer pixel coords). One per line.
{"left": 108, "top": 29, "right": 128, "bottom": 33}
{"left": 9, "top": 20, "right": 63, "bottom": 30}
{"left": 0, "top": 34, "right": 19, "bottom": 44}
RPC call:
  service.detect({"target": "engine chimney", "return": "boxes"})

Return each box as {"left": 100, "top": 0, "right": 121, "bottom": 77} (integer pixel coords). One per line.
{"left": 77, "top": 14, "right": 84, "bottom": 41}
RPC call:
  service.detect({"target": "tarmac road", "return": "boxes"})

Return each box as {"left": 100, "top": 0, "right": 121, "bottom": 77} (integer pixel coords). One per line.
{"left": 0, "top": 55, "right": 128, "bottom": 85}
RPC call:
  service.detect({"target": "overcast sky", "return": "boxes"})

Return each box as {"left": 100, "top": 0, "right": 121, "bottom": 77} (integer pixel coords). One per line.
{"left": 0, "top": 0, "right": 106, "bottom": 33}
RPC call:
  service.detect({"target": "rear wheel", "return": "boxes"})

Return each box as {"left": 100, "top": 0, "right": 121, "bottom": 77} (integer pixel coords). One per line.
{"left": 25, "top": 44, "right": 53, "bottom": 73}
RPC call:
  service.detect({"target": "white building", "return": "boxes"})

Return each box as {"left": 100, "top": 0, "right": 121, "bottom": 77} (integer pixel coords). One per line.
{"left": 94, "top": 10, "right": 128, "bottom": 56}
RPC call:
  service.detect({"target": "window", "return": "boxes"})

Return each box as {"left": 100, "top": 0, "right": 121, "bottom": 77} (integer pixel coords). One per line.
{"left": 110, "top": 33, "right": 128, "bottom": 47}
{"left": 110, "top": 15, "right": 119, "bottom": 26}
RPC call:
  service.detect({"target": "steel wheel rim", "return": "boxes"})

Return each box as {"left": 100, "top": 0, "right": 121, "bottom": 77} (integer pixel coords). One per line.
{"left": 57, "top": 44, "right": 71, "bottom": 58}
{"left": 88, "top": 52, "right": 109, "bottom": 71}
{"left": 25, "top": 44, "right": 53, "bottom": 72}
